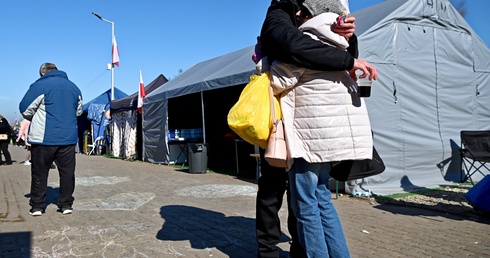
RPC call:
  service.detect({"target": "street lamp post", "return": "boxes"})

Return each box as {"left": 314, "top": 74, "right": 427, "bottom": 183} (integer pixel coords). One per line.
{"left": 92, "top": 12, "right": 115, "bottom": 101}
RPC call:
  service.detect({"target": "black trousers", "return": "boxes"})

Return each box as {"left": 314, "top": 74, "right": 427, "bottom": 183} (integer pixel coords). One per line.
{"left": 0, "top": 141, "right": 12, "bottom": 163}
{"left": 256, "top": 149, "right": 305, "bottom": 258}
{"left": 30, "top": 144, "right": 76, "bottom": 209}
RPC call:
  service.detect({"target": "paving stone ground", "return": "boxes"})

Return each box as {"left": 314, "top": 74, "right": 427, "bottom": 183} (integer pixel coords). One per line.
{"left": 1, "top": 145, "right": 489, "bottom": 257}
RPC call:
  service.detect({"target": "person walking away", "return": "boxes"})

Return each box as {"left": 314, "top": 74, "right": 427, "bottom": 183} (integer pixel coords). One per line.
{"left": 0, "top": 114, "right": 13, "bottom": 165}
{"left": 19, "top": 62, "right": 83, "bottom": 216}
{"left": 16, "top": 119, "right": 32, "bottom": 165}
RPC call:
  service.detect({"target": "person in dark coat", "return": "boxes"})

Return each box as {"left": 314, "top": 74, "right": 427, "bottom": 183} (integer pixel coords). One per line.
{"left": 0, "top": 114, "right": 13, "bottom": 165}
{"left": 255, "top": 0, "right": 374, "bottom": 257}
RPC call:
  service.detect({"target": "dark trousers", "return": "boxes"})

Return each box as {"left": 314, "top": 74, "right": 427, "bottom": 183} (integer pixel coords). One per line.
{"left": 256, "top": 150, "right": 305, "bottom": 258}
{"left": 30, "top": 144, "right": 76, "bottom": 209}
{"left": 0, "top": 141, "right": 12, "bottom": 163}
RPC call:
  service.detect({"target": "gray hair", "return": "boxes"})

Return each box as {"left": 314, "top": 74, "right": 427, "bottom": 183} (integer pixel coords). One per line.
{"left": 303, "top": 0, "right": 347, "bottom": 16}
{"left": 39, "top": 62, "right": 58, "bottom": 76}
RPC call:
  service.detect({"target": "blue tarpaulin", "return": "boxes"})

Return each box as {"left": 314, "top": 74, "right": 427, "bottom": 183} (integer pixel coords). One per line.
{"left": 79, "top": 88, "right": 127, "bottom": 152}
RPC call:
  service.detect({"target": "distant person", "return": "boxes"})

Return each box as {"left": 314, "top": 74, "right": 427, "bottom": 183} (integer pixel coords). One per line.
{"left": 19, "top": 62, "right": 83, "bottom": 216}
{"left": 16, "top": 119, "right": 32, "bottom": 165}
{"left": 0, "top": 114, "right": 13, "bottom": 165}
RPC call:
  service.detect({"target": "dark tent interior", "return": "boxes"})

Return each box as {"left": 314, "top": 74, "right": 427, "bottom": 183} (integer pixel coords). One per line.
{"left": 167, "top": 84, "right": 257, "bottom": 179}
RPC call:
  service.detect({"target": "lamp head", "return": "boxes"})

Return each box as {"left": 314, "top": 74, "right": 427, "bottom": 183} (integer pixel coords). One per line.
{"left": 92, "top": 12, "right": 103, "bottom": 20}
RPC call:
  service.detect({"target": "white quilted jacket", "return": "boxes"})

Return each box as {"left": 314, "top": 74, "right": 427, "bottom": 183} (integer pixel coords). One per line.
{"left": 269, "top": 13, "right": 373, "bottom": 168}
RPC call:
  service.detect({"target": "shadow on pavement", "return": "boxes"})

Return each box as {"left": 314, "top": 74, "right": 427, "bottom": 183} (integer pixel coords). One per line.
{"left": 156, "top": 205, "right": 291, "bottom": 257}
{"left": 373, "top": 176, "right": 490, "bottom": 224}
{"left": 0, "top": 231, "right": 31, "bottom": 257}
{"left": 24, "top": 186, "right": 60, "bottom": 209}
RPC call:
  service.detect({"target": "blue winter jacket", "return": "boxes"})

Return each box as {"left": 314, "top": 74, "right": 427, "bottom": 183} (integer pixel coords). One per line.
{"left": 19, "top": 70, "right": 83, "bottom": 145}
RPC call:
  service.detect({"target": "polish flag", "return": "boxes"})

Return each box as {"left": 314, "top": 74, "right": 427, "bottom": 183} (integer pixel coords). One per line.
{"left": 112, "top": 35, "right": 120, "bottom": 67}
{"left": 137, "top": 70, "right": 146, "bottom": 114}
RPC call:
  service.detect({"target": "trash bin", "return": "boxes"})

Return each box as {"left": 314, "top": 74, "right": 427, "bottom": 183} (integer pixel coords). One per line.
{"left": 188, "top": 143, "right": 208, "bottom": 174}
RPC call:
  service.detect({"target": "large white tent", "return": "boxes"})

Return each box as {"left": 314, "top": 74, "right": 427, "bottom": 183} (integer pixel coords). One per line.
{"left": 354, "top": 0, "right": 490, "bottom": 194}
{"left": 142, "top": 0, "right": 490, "bottom": 194}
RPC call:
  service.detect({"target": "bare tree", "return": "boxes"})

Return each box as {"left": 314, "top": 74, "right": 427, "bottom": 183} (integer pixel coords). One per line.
{"left": 450, "top": 0, "right": 467, "bottom": 17}
{"left": 168, "top": 69, "right": 184, "bottom": 81}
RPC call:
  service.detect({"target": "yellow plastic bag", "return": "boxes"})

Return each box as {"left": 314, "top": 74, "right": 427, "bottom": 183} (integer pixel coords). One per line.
{"left": 227, "top": 72, "right": 281, "bottom": 149}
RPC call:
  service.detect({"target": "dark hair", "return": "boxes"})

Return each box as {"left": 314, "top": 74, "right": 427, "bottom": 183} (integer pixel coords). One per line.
{"left": 300, "top": 4, "right": 312, "bottom": 18}
{"left": 39, "top": 62, "right": 58, "bottom": 76}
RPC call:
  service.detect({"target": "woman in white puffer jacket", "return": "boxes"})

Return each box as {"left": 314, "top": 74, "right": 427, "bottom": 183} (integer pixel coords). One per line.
{"left": 271, "top": 11, "right": 373, "bottom": 169}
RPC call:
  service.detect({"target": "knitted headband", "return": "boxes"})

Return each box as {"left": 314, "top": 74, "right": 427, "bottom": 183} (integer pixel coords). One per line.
{"left": 302, "top": 0, "right": 347, "bottom": 16}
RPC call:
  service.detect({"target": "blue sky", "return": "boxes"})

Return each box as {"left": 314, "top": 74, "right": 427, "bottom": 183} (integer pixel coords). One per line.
{"left": 1, "top": 0, "right": 488, "bottom": 124}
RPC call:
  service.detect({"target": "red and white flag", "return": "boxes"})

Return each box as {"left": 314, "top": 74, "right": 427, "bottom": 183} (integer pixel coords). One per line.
{"left": 112, "top": 35, "right": 120, "bottom": 67}
{"left": 137, "top": 70, "right": 146, "bottom": 114}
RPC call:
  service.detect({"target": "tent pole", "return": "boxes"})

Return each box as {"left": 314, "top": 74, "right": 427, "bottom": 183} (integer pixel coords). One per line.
{"left": 201, "top": 91, "right": 206, "bottom": 144}
{"left": 141, "top": 105, "right": 145, "bottom": 161}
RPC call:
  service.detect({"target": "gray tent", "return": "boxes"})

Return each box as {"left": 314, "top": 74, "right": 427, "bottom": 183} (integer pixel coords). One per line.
{"left": 143, "top": 46, "right": 256, "bottom": 167}
{"left": 352, "top": 0, "right": 490, "bottom": 194}
{"left": 110, "top": 74, "right": 168, "bottom": 160}
{"left": 142, "top": 0, "right": 490, "bottom": 193}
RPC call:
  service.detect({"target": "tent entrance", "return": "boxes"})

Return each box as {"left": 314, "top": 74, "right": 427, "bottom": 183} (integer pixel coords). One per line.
{"left": 167, "top": 85, "right": 256, "bottom": 178}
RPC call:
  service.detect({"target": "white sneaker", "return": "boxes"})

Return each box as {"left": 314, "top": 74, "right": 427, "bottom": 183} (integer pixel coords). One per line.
{"left": 24, "top": 160, "right": 31, "bottom": 165}
{"left": 59, "top": 206, "right": 73, "bottom": 215}
{"left": 29, "top": 209, "right": 43, "bottom": 216}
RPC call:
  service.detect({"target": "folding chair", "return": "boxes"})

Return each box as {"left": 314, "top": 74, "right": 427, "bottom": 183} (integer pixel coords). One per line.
{"left": 460, "top": 130, "right": 490, "bottom": 184}
{"left": 249, "top": 145, "right": 261, "bottom": 180}
{"left": 87, "top": 136, "right": 104, "bottom": 155}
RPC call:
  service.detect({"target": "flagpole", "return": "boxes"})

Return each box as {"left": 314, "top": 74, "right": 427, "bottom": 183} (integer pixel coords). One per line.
{"left": 110, "top": 21, "right": 115, "bottom": 101}
{"left": 92, "top": 12, "right": 115, "bottom": 101}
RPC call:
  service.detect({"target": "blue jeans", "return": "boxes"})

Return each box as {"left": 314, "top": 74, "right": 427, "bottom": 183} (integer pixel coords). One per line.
{"left": 288, "top": 158, "right": 350, "bottom": 258}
